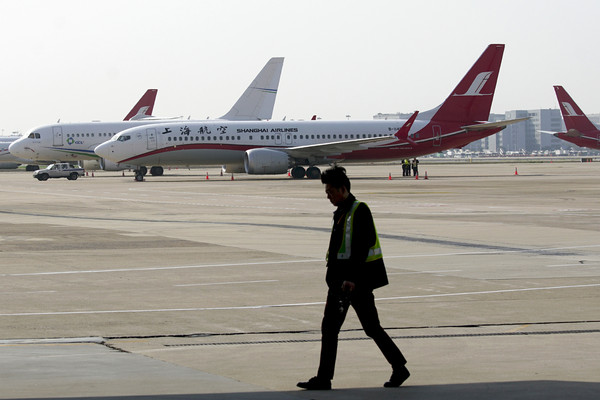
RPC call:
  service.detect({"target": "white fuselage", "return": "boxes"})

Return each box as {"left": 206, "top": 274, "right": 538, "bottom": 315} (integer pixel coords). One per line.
{"left": 7, "top": 121, "right": 177, "bottom": 162}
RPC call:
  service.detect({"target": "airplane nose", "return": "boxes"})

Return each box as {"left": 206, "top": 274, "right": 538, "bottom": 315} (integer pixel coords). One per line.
{"left": 94, "top": 142, "right": 114, "bottom": 160}
{"left": 8, "top": 141, "right": 25, "bottom": 157}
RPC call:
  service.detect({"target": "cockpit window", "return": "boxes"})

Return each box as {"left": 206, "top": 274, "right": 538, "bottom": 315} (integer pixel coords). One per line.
{"left": 28, "top": 132, "right": 41, "bottom": 139}
{"left": 117, "top": 135, "right": 131, "bottom": 142}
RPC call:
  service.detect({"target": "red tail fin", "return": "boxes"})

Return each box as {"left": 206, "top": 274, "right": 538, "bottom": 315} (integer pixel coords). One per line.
{"left": 554, "top": 86, "right": 598, "bottom": 133}
{"left": 123, "top": 89, "right": 158, "bottom": 121}
{"left": 426, "top": 44, "right": 504, "bottom": 123}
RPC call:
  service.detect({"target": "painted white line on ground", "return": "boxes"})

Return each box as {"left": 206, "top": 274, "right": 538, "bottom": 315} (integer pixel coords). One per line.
{"left": 1, "top": 284, "right": 597, "bottom": 317}
{"left": 4, "top": 243, "right": 600, "bottom": 277}
{"left": 175, "top": 280, "right": 278, "bottom": 287}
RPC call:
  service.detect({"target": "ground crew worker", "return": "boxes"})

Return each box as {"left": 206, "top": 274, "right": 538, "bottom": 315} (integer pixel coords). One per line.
{"left": 297, "top": 166, "right": 410, "bottom": 390}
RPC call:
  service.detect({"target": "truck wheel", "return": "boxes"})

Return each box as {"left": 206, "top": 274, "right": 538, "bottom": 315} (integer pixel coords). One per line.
{"left": 68, "top": 172, "right": 79, "bottom": 180}
{"left": 38, "top": 174, "right": 49, "bottom": 181}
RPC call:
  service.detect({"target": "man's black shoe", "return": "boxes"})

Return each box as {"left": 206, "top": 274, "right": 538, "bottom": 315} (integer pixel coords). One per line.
{"left": 297, "top": 376, "right": 331, "bottom": 390}
{"left": 384, "top": 366, "right": 410, "bottom": 388}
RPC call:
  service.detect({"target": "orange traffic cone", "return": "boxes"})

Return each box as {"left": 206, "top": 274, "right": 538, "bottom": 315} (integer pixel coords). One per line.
{"left": 424, "top": 171, "right": 428, "bottom": 180}
{"left": 206, "top": 172, "right": 209, "bottom": 180}
{"left": 514, "top": 167, "right": 518, "bottom": 176}
{"left": 415, "top": 173, "right": 418, "bottom": 180}
{"left": 388, "top": 173, "right": 392, "bottom": 180}
{"left": 92, "top": 171, "right": 94, "bottom": 177}
{"left": 231, "top": 174, "right": 235, "bottom": 181}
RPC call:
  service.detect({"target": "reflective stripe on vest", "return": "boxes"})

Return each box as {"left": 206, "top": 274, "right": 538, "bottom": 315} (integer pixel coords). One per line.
{"left": 335, "top": 201, "right": 382, "bottom": 262}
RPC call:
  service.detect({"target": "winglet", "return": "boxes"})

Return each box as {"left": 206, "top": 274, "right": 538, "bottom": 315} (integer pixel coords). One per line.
{"left": 394, "top": 111, "right": 419, "bottom": 144}
{"left": 124, "top": 89, "right": 158, "bottom": 121}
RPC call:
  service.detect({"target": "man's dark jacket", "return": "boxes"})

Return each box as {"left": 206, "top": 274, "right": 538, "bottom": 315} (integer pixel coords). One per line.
{"left": 326, "top": 193, "right": 388, "bottom": 291}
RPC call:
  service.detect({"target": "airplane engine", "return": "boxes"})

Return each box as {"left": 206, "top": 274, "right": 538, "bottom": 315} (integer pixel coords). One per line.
{"left": 80, "top": 160, "right": 101, "bottom": 170}
{"left": 99, "top": 158, "right": 129, "bottom": 171}
{"left": 222, "top": 163, "right": 246, "bottom": 174}
{"left": 244, "top": 148, "right": 289, "bottom": 175}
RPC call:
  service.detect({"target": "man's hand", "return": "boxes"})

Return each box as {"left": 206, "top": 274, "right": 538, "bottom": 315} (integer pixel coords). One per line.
{"left": 341, "top": 280, "right": 355, "bottom": 293}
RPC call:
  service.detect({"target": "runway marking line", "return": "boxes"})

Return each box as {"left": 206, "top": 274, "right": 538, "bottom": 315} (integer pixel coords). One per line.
{"left": 1, "top": 283, "right": 598, "bottom": 317}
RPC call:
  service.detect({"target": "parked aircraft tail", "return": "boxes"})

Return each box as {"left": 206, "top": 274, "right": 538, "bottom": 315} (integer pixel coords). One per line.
{"left": 554, "top": 85, "right": 598, "bottom": 133}
{"left": 219, "top": 57, "right": 284, "bottom": 121}
{"left": 124, "top": 89, "right": 158, "bottom": 121}
{"left": 419, "top": 44, "right": 504, "bottom": 123}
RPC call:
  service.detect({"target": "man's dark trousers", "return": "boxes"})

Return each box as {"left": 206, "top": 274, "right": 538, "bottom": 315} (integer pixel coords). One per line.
{"left": 317, "top": 288, "right": 407, "bottom": 380}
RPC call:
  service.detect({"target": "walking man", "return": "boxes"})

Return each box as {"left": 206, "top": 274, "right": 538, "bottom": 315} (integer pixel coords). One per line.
{"left": 297, "top": 166, "right": 409, "bottom": 390}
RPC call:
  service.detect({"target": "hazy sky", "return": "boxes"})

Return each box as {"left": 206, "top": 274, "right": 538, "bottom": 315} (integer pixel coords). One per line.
{"left": 1, "top": 0, "right": 599, "bottom": 134}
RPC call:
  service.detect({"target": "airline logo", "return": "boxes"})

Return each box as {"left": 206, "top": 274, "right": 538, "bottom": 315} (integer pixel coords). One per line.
{"left": 454, "top": 71, "right": 493, "bottom": 96}
{"left": 561, "top": 102, "right": 582, "bottom": 117}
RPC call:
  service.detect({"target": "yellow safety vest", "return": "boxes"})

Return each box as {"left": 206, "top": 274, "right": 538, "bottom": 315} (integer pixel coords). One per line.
{"left": 329, "top": 201, "right": 383, "bottom": 262}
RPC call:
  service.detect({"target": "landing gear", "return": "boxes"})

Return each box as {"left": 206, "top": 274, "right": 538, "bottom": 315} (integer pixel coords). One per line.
{"left": 134, "top": 166, "right": 148, "bottom": 182}
{"left": 290, "top": 166, "right": 321, "bottom": 179}
{"left": 306, "top": 166, "right": 321, "bottom": 179}
{"left": 290, "top": 166, "right": 305, "bottom": 179}
{"left": 150, "top": 166, "right": 164, "bottom": 176}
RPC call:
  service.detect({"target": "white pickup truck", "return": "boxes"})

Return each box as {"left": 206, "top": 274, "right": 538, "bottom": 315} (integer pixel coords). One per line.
{"left": 33, "top": 163, "right": 85, "bottom": 181}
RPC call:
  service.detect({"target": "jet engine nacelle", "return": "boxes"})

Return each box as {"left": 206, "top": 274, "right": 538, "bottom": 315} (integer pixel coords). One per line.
{"left": 222, "top": 163, "right": 246, "bottom": 174}
{"left": 82, "top": 159, "right": 125, "bottom": 171}
{"left": 244, "top": 148, "right": 289, "bottom": 175}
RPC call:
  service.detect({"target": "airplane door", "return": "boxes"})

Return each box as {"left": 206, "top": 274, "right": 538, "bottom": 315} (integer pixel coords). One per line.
{"left": 275, "top": 134, "right": 282, "bottom": 145}
{"left": 433, "top": 125, "right": 442, "bottom": 147}
{"left": 285, "top": 133, "right": 293, "bottom": 145}
{"left": 146, "top": 128, "right": 157, "bottom": 150}
{"left": 53, "top": 126, "right": 63, "bottom": 146}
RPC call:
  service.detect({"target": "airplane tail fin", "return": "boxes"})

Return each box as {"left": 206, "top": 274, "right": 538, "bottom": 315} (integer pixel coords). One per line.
{"left": 554, "top": 86, "right": 598, "bottom": 133}
{"left": 124, "top": 89, "right": 158, "bottom": 121}
{"left": 419, "top": 44, "right": 504, "bottom": 123}
{"left": 219, "top": 57, "right": 284, "bottom": 121}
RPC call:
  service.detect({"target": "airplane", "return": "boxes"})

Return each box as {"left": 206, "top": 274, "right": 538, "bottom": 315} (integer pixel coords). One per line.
{"left": 9, "top": 57, "right": 284, "bottom": 175}
{"left": 95, "top": 44, "right": 527, "bottom": 181}
{"left": 0, "top": 136, "right": 38, "bottom": 170}
{"left": 7, "top": 88, "right": 159, "bottom": 172}
{"left": 550, "top": 85, "right": 600, "bottom": 150}
{"left": 0, "top": 139, "right": 27, "bottom": 169}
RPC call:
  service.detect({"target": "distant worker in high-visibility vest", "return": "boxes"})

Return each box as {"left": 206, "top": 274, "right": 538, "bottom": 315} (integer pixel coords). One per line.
{"left": 297, "top": 166, "right": 409, "bottom": 391}
{"left": 411, "top": 158, "right": 419, "bottom": 177}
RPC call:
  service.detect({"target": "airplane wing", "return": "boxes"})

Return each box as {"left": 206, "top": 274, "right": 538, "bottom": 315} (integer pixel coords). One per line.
{"left": 280, "top": 112, "right": 418, "bottom": 159}
{"left": 461, "top": 117, "right": 529, "bottom": 131}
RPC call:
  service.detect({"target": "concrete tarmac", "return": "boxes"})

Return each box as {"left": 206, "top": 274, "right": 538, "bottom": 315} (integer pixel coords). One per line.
{"left": 0, "top": 162, "right": 599, "bottom": 399}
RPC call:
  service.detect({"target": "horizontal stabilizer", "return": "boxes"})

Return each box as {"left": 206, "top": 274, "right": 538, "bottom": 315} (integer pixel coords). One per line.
{"left": 461, "top": 117, "right": 529, "bottom": 131}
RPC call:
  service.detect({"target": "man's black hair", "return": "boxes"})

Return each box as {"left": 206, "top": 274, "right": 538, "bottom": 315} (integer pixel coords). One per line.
{"left": 320, "top": 166, "right": 351, "bottom": 192}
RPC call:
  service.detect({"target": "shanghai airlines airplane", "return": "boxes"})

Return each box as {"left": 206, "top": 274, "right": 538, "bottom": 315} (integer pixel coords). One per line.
{"left": 551, "top": 86, "right": 600, "bottom": 150}
{"left": 96, "top": 44, "right": 526, "bottom": 181}
{"left": 9, "top": 57, "right": 284, "bottom": 175}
